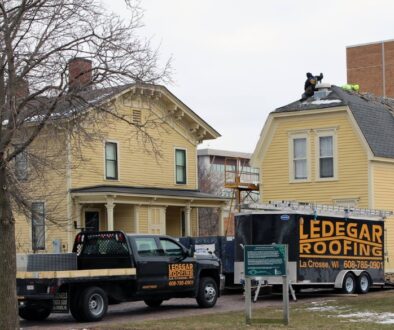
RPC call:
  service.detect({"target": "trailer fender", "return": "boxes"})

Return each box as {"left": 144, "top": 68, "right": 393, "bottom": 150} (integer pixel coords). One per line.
{"left": 334, "top": 270, "right": 364, "bottom": 289}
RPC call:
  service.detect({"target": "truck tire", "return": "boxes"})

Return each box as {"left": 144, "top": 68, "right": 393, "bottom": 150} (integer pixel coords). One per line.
{"left": 70, "top": 291, "right": 84, "bottom": 322}
{"left": 356, "top": 272, "right": 370, "bottom": 294}
{"left": 144, "top": 299, "right": 163, "bottom": 308}
{"left": 78, "top": 287, "right": 108, "bottom": 322}
{"left": 196, "top": 277, "right": 218, "bottom": 308}
{"left": 342, "top": 272, "right": 356, "bottom": 294}
{"left": 19, "top": 301, "right": 51, "bottom": 321}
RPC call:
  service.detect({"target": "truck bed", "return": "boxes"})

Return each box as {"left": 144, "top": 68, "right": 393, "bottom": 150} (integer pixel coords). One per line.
{"left": 17, "top": 267, "right": 136, "bottom": 279}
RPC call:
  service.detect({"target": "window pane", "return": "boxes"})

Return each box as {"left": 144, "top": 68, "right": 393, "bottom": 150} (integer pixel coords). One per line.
{"left": 320, "top": 158, "right": 334, "bottom": 178}
{"left": 320, "top": 136, "right": 333, "bottom": 157}
{"left": 160, "top": 239, "right": 183, "bottom": 257}
{"left": 294, "top": 138, "right": 306, "bottom": 158}
{"left": 176, "top": 167, "right": 185, "bottom": 183}
{"left": 106, "top": 143, "right": 117, "bottom": 160}
{"left": 176, "top": 149, "right": 185, "bottom": 165}
{"left": 294, "top": 159, "right": 307, "bottom": 179}
{"left": 106, "top": 160, "right": 116, "bottom": 178}
{"left": 135, "top": 237, "right": 161, "bottom": 257}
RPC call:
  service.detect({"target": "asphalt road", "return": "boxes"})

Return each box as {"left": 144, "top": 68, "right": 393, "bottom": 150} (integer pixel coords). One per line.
{"left": 19, "top": 289, "right": 344, "bottom": 330}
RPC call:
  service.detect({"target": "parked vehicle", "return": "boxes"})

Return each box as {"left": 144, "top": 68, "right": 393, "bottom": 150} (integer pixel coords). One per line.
{"left": 17, "top": 231, "right": 222, "bottom": 322}
{"left": 234, "top": 202, "right": 392, "bottom": 294}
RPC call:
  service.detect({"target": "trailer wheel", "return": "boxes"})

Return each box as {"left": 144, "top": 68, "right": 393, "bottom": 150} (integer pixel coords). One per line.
{"left": 356, "top": 272, "right": 370, "bottom": 294}
{"left": 196, "top": 277, "right": 218, "bottom": 308}
{"left": 79, "top": 287, "right": 108, "bottom": 322}
{"left": 342, "top": 272, "right": 356, "bottom": 294}
{"left": 19, "top": 301, "right": 51, "bottom": 321}
{"left": 144, "top": 299, "right": 163, "bottom": 308}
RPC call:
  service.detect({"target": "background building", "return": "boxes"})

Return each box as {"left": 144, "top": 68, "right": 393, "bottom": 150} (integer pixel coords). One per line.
{"left": 197, "top": 149, "right": 259, "bottom": 236}
{"left": 347, "top": 39, "right": 394, "bottom": 97}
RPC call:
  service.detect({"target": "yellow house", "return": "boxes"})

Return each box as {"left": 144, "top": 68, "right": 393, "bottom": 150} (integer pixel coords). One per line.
{"left": 15, "top": 65, "right": 227, "bottom": 254}
{"left": 251, "top": 84, "right": 394, "bottom": 271}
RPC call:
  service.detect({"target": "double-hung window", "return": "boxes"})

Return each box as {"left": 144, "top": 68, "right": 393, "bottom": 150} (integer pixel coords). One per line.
{"left": 293, "top": 137, "right": 308, "bottom": 180}
{"left": 319, "top": 136, "right": 334, "bottom": 178}
{"left": 175, "top": 149, "right": 186, "bottom": 184}
{"left": 105, "top": 142, "right": 118, "bottom": 180}
{"left": 31, "top": 202, "right": 45, "bottom": 251}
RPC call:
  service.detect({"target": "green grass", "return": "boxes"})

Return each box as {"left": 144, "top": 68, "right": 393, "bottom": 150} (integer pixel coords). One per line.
{"left": 101, "top": 290, "right": 394, "bottom": 330}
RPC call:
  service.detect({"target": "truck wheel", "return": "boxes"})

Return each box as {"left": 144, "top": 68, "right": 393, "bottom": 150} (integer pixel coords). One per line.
{"left": 144, "top": 299, "right": 163, "bottom": 308}
{"left": 356, "top": 272, "right": 370, "bottom": 294}
{"left": 70, "top": 291, "right": 84, "bottom": 322}
{"left": 342, "top": 272, "right": 356, "bottom": 294}
{"left": 196, "top": 277, "right": 218, "bottom": 308}
{"left": 79, "top": 287, "right": 108, "bottom": 322}
{"left": 19, "top": 301, "right": 51, "bottom": 321}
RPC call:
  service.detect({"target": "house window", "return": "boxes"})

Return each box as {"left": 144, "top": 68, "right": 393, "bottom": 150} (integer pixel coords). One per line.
{"left": 293, "top": 138, "right": 307, "bottom": 180}
{"left": 175, "top": 149, "right": 186, "bottom": 184}
{"left": 31, "top": 202, "right": 45, "bottom": 251}
{"left": 319, "top": 136, "right": 334, "bottom": 178}
{"left": 105, "top": 142, "right": 118, "bottom": 180}
{"left": 15, "top": 148, "right": 28, "bottom": 180}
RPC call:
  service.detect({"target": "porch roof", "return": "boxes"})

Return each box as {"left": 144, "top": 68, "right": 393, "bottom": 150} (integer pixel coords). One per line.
{"left": 70, "top": 185, "right": 228, "bottom": 206}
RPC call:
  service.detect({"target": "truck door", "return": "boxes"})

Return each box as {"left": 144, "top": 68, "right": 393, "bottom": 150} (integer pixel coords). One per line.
{"left": 159, "top": 237, "right": 196, "bottom": 292}
{"left": 133, "top": 237, "right": 169, "bottom": 293}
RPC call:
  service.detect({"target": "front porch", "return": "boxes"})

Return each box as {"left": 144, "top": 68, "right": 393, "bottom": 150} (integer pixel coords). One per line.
{"left": 70, "top": 186, "right": 228, "bottom": 241}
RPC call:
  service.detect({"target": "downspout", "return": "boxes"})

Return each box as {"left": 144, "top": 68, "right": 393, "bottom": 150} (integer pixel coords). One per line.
{"left": 66, "top": 132, "right": 73, "bottom": 251}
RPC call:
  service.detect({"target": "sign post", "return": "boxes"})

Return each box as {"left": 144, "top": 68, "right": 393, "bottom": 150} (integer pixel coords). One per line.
{"left": 244, "top": 244, "right": 289, "bottom": 325}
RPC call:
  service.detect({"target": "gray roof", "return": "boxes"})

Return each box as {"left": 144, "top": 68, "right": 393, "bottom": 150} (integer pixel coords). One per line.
{"left": 197, "top": 148, "right": 252, "bottom": 159}
{"left": 274, "top": 85, "right": 394, "bottom": 159}
{"left": 70, "top": 185, "right": 228, "bottom": 200}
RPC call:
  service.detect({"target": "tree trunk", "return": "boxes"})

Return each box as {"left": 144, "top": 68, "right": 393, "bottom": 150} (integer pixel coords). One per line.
{"left": 0, "top": 166, "right": 19, "bottom": 329}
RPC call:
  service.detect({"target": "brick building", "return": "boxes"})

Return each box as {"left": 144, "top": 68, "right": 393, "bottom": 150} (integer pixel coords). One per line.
{"left": 347, "top": 40, "right": 394, "bottom": 97}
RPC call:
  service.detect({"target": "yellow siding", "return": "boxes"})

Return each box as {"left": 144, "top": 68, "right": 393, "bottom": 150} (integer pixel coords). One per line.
{"left": 191, "top": 208, "right": 198, "bottom": 236}
{"left": 261, "top": 111, "right": 369, "bottom": 206}
{"left": 138, "top": 206, "right": 149, "bottom": 234}
{"left": 166, "top": 206, "right": 181, "bottom": 237}
{"left": 15, "top": 130, "right": 70, "bottom": 253}
{"left": 114, "top": 205, "right": 134, "bottom": 233}
{"left": 372, "top": 161, "right": 394, "bottom": 272}
{"left": 71, "top": 94, "right": 198, "bottom": 191}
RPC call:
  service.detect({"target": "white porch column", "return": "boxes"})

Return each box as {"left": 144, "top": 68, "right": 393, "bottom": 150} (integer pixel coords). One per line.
{"left": 218, "top": 206, "right": 225, "bottom": 236}
{"left": 185, "top": 204, "right": 191, "bottom": 236}
{"left": 134, "top": 205, "right": 140, "bottom": 233}
{"left": 75, "top": 202, "right": 82, "bottom": 229}
{"left": 105, "top": 197, "right": 116, "bottom": 231}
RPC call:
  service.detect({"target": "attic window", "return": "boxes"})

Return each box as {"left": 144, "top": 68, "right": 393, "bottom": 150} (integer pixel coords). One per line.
{"left": 133, "top": 110, "right": 141, "bottom": 124}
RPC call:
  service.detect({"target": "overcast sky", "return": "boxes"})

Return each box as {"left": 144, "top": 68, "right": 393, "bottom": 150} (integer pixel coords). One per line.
{"left": 102, "top": 0, "right": 394, "bottom": 153}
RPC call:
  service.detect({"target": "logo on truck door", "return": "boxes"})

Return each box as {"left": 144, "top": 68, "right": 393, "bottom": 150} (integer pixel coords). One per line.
{"left": 298, "top": 217, "right": 384, "bottom": 270}
{"left": 168, "top": 263, "right": 194, "bottom": 287}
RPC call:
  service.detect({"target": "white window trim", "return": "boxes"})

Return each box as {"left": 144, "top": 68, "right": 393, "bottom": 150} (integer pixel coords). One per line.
{"left": 315, "top": 129, "right": 338, "bottom": 181}
{"left": 174, "top": 147, "right": 188, "bottom": 185}
{"left": 104, "top": 140, "right": 120, "bottom": 181}
{"left": 288, "top": 131, "right": 311, "bottom": 183}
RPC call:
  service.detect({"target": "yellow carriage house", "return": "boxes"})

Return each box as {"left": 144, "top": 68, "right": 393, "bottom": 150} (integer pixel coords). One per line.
{"left": 251, "top": 84, "right": 394, "bottom": 271}
{"left": 15, "top": 62, "right": 227, "bottom": 253}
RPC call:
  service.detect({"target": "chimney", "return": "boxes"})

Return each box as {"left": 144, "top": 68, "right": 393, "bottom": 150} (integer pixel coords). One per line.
{"left": 68, "top": 58, "right": 92, "bottom": 90}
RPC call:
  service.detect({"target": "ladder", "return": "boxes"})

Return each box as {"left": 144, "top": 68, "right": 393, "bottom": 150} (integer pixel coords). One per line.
{"left": 242, "top": 200, "right": 393, "bottom": 220}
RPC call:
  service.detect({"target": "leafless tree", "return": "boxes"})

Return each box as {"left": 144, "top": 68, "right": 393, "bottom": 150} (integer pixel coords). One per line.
{"left": 0, "top": 0, "right": 171, "bottom": 327}
{"left": 198, "top": 159, "right": 224, "bottom": 236}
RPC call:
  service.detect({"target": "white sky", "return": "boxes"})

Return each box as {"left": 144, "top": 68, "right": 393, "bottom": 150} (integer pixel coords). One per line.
{"left": 101, "top": 0, "right": 394, "bottom": 153}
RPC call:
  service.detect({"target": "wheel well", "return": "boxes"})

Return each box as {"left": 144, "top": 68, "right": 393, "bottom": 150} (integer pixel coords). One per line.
{"left": 199, "top": 269, "right": 220, "bottom": 289}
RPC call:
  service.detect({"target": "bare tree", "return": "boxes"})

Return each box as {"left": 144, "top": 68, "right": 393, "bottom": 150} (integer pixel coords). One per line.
{"left": 0, "top": 0, "right": 170, "bottom": 327}
{"left": 198, "top": 159, "right": 224, "bottom": 236}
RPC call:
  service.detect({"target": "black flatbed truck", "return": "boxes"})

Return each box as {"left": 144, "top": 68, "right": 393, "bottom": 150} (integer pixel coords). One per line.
{"left": 17, "top": 231, "right": 222, "bottom": 322}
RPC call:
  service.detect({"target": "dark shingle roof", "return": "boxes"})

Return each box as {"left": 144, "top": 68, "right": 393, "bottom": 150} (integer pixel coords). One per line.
{"left": 70, "top": 185, "right": 228, "bottom": 200}
{"left": 274, "top": 85, "right": 394, "bottom": 159}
